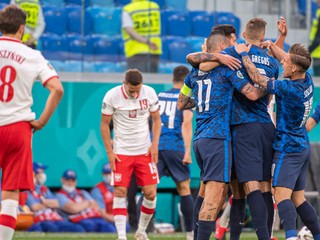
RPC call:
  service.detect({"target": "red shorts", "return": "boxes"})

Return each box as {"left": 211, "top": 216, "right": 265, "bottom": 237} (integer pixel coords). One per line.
{"left": 0, "top": 122, "right": 34, "bottom": 191}
{"left": 112, "top": 154, "right": 159, "bottom": 188}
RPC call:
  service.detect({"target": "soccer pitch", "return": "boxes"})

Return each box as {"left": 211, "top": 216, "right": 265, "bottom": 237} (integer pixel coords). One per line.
{"left": 13, "top": 231, "right": 287, "bottom": 240}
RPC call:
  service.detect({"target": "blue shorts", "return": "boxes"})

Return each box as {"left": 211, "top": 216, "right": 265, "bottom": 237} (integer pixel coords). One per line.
{"left": 157, "top": 150, "right": 190, "bottom": 182}
{"left": 193, "top": 138, "right": 232, "bottom": 183}
{"left": 272, "top": 148, "right": 310, "bottom": 191}
{"left": 231, "top": 123, "right": 275, "bottom": 183}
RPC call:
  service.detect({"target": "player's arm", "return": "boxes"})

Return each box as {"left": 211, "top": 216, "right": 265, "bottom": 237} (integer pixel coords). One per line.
{"left": 240, "top": 83, "right": 267, "bottom": 100}
{"left": 235, "top": 44, "right": 270, "bottom": 89}
{"left": 182, "top": 110, "right": 193, "bottom": 165}
{"left": 30, "top": 77, "right": 64, "bottom": 132}
{"left": 306, "top": 103, "right": 320, "bottom": 132}
{"left": 186, "top": 52, "right": 241, "bottom": 70}
{"left": 150, "top": 110, "right": 161, "bottom": 163}
{"left": 177, "top": 84, "right": 195, "bottom": 110}
{"left": 274, "top": 17, "right": 287, "bottom": 50}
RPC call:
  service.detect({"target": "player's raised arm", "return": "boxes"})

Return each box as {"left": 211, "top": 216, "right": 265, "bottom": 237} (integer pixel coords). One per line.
{"left": 274, "top": 17, "right": 288, "bottom": 49}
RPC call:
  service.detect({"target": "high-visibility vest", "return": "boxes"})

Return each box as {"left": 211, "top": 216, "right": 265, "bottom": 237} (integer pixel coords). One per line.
{"left": 310, "top": 8, "right": 320, "bottom": 58}
{"left": 122, "top": 0, "right": 162, "bottom": 58}
{"left": 16, "top": 0, "right": 40, "bottom": 43}
{"left": 95, "top": 182, "right": 114, "bottom": 214}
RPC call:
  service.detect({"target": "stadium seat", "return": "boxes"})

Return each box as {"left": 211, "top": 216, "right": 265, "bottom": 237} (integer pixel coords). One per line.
{"left": 297, "top": 0, "right": 318, "bottom": 19}
{"left": 66, "top": 34, "right": 85, "bottom": 61}
{"left": 0, "top": 0, "right": 9, "bottom": 3}
{"left": 49, "top": 60, "right": 66, "bottom": 72}
{"left": 161, "top": 36, "right": 184, "bottom": 61}
{"left": 89, "top": 7, "right": 121, "bottom": 36}
{"left": 191, "top": 13, "right": 215, "bottom": 37}
{"left": 186, "top": 36, "right": 205, "bottom": 52}
{"left": 92, "top": 61, "right": 117, "bottom": 72}
{"left": 117, "top": 38, "right": 126, "bottom": 62}
{"left": 166, "top": 11, "right": 191, "bottom": 37}
{"left": 161, "top": 9, "right": 188, "bottom": 36}
{"left": 189, "top": 10, "right": 208, "bottom": 20}
{"left": 44, "top": 8, "right": 68, "bottom": 35}
{"left": 91, "top": 35, "right": 120, "bottom": 62}
{"left": 40, "top": 34, "right": 68, "bottom": 61}
{"left": 63, "top": 60, "right": 83, "bottom": 72}
{"left": 65, "top": 0, "right": 89, "bottom": 6}
{"left": 67, "top": 7, "right": 92, "bottom": 35}
{"left": 168, "top": 39, "right": 192, "bottom": 63}
{"left": 88, "top": 0, "right": 115, "bottom": 8}
{"left": 213, "top": 12, "right": 241, "bottom": 38}
{"left": 40, "top": 0, "right": 64, "bottom": 7}
{"left": 114, "top": 0, "right": 130, "bottom": 7}
{"left": 165, "top": 0, "right": 187, "bottom": 10}
{"left": 153, "top": 0, "right": 165, "bottom": 9}
{"left": 0, "top": 3, "right": 7, "bottom": 9}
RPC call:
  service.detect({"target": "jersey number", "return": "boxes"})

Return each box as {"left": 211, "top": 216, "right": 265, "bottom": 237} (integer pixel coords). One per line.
{"left": 159, "top": 100, "right": 176, "bottom": 129}
{"left": 196, "top": 79, "right": 212, "bottom": 112}
{"left": 0, "top": 66, "right": 17, "bottom": 102}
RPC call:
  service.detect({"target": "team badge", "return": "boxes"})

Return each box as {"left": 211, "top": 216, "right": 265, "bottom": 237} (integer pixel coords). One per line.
{"left": 129, "top": 110, "right": 137, "bottom": 118}
{"left": 236, "top": 70, "right": 244, "bottom": 79}
{"left": 47, "top": 62, "right": 54, "bottom": 71}
{"left": 102, "top": 102, "right": 107, "bottom": 110}
{"left": 114, "top": 173, "right": 122, "bottom": 182}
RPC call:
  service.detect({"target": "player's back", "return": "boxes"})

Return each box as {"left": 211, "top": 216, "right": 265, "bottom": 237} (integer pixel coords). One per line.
{"left": 273, "top": 73, "right": 314, "bottom": 152}
{"left": 225, "top": 45, "right": 279, "bottom": 125}
{"left": 184, "top": 67, "right": 235, "bottom": 141}
{"left": 158, "top": 88, "right": 184, "bottom": 151}
{"left": 0, "top": 37, "right": 57, "bottom": 126}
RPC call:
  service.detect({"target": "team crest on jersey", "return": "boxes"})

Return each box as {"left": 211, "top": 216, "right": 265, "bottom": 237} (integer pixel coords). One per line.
{"left": 236, "top": 70, "right": 244, "bottom": 79}
{"left": 129, "top": 110, "right": 137, "bottom": 118}
{"left": 114, "top": 173, "right": 122, "bottom": 182}
{"left": 47, "top": 62, "right": 54, "bottom": 71}
{"left": 102, "top": 102, "right": 107, "bottom": 110}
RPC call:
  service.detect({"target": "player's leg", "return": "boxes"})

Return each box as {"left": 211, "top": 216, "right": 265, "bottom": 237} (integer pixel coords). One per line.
{"left": 261, "top": 180, "right": 274, "bottom": 238}
{"left": 229, "top": 179, "right": 246, "bottom": 240}
{"left": 215, "top": 195, "right": 232, "bottom": 240}
{"left": 135, "top": 155, "right": 158, "bottom": 240}
{"left": 0, "top": 122, "right": 33, "bottom": 240}
{"left": 112, "top": 154, "right": 135, "bottom": 240}
{"left": 176, "top": 179, "right": 194, "bottom": 240}
{"left": 193, "top": 182, "right": 205, "bottom": 240}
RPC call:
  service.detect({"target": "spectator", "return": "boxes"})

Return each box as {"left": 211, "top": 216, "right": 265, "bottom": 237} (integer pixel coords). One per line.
{"left": 26, "top": 163, "right": 85, "bottom": 232}
{"left": 10, "top": 0, "right": 45, "bottom": 49}
{"left": 121, "top": 0, "right": 162, "bottom": 73}
{"left": 55, "top": 169, "right": 116, "bottom": 233}
{"left": 91, "top": 163, "right": 130, "bottom": 231}
{"left": 309, "top": 0, "right": 320, "bottom": 76}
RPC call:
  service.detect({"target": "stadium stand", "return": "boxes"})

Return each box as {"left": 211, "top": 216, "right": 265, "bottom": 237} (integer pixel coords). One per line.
{"left": 43, "top": 7, "right": 68, "bottom": 35}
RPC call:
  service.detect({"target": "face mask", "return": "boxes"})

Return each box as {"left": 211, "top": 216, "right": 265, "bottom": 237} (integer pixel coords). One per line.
{"left": 103, "top": 175, "right": 112, "bottom": 184}
{"left": 38, "top": 173, "right": 47, "bottom": 185}
{"left": 62, "top": 184, "right": 75, "bottom": 193}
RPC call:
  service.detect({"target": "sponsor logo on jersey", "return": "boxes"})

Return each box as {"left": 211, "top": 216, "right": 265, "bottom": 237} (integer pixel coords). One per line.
{"left": 236, "top": 70, "right": 244, "bottom": 79}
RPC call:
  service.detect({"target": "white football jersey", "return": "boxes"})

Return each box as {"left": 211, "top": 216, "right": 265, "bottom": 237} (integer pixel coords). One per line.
{"left": 0, "top": 37, "right": 58, "bottom": 126}
{"left": 102, "top": 84, "right": 159, "bottom": 155}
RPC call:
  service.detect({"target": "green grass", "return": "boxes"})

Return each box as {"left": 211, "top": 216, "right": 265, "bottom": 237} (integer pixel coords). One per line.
{"left": 13, "top": 231, "right": 287, "bottom": 240}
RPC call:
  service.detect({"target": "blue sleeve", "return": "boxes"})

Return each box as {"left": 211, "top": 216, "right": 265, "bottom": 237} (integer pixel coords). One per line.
{"left": 56, "top": 193, "right": 70, "bottom": 208}
{"left": 223, "top": 46, "right": 238, "bottom": 57}
{"left": 81, "top": 190, "right": 93, "bottom": 201}
{"left": 91, "top": 188, "right": 105, "bottom": 209}
{"left": 267, "top": 79, "right": 292, "bottom": 97}
{"left": 227, "top": 69, "right": 251, "bottom": 92}
{"left": 45, "top": 188, "right": 56, "bottom": 199}
{"left": 26, "top": 192, "right": 39, "bottom": 208}
{"left": 312, "top": 103, "right": 320, "bottom": 123}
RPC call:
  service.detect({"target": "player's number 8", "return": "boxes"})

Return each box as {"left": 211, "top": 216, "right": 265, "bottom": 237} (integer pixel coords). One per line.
{"left": 0, "top": 66, "right": 17, "bottom": 102}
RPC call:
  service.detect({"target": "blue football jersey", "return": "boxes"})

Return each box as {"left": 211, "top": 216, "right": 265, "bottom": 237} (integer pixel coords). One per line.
{"left": 311, "top": 101, "right": 320, "bottom": 123}
{"left": 267, "top": 73, "right": 314, "bottom": 153}
{"left": 185, "top": 66, "right": 249, "bottom": 141}
{"left": 158, "top": 88, "right": 187, "bottom": 151}
{"left": 224, "top": 45, "right": 279, "bottom": 125}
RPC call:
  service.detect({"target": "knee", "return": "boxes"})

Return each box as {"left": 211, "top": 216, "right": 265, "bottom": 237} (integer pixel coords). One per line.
{"left": 114, "top": 187, "right": 127, "bottom": 198}
{"left": 177, "top": 180, "right": 191, "bottom": 196}
{"left": 143, "top": 191, "right": 156, "bottom": 200}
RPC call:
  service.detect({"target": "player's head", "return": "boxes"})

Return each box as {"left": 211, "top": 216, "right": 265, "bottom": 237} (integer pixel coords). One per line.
{"left": 0, "top": 5, "right": 26, "bottom": 38}
{"left": 172, "top": 66, "right": 190, "bottom": 84}
{"left": 243, "top": 17, "right": 266, "bottom": 43}
{"left": 33, "top": 162, "right": 48, "bottom": 186}
{"left": 123, "top": 68, "right": 143, "bottom": 99}
{"left": 102, "top": 163, "right": 112, "bottom": 184}
{"left": 206, "top": 30, "right": 230, "bottom": 53}
{"left": 61, "top": 169, "right": 77, "bottom": 193}
{"left": 212, "top": 24, "right": 237, "bottom": 45}
{"left": 281, "top": 43, "right": 311, "bottom": 78}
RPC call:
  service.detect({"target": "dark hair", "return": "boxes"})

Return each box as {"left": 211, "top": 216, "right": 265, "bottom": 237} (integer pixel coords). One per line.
{"left": 125, "top": 69, "right": 143, "bottom": 86}
{"left": 206, "top": 30, "right": 228, "bottom": 52}
{"left": 173, "top": 65, "right": 189, "bottom": 83}
{"left": 212, "top": 24, "right": 236, "bottom": 38}
{"left": 289, "top": 43, "right": 311, "bottom": 72}
{"left": 0, "top": 5, "right": 26, "bottom": 34}
{"left": 245, "top": 17, "right": 267, "bottom": 41}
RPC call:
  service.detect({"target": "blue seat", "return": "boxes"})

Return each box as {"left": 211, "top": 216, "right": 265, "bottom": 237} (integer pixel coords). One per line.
{"left": 65, "top": 0, "right": 89, "bottom": 6}
{"left": 89, "top": 0, "right": 114, "bottom": 7}
{"left": 0, "top": 0, "right": 9, "bottom": 3}
{"left": 161, "top": 9, "right": 187, "bottom": 36}
{"left": 189, "top": 10, "right": 207, "bottom": 20}
{"left": 91, "top": 36, "right": 120, "bottom": 62}
{"left": 161, "top": 36, "right": 184, "bottom": 61}
{"left": 114, "top": 0, "right": 130, "bottom": 7}
{"left": 168, "top": 39, "right": 192, "bottom": 63}
{"left": 0, "top": 3, "right": 7, "bottom": 9}
{"left": 191, "top": 13, "right": 215, "bottom": 37}
{"left": 62, "top": 60, "right": 83, "bottom": 72}
{"left": 49, "top": 60, "right": 66, "bottom": 72}
{"left": 165, "top": 0, "right": 187, "bottom": 10}
{"left": 297, "top": 0, "right": 318, "bottom": 18}
{"left": 153, "top": 0, "right": 165, "bottom": 9}
{"left": 65, "top": 34, "right": 84, "bottom": 61}
{"left": 44, "top": 8, "right": 67, "bottom": 35}
{"left": 89, "top": 7, "right": 121, "bottom": 36}
{"left": 67, "top": 7, "right": 92, "bottom": 35}
{"left": 186, "top": 36, "right": 205, "bottom": 52}
{"left": 214, "top": 12, "right": 241, "bottom": 38}
{"left": 40, "top": 34, "right": 68, "bottom": 61}
{"left": 40, "top": 0, "right": 64, "bottom": 7}
{"left": 92, "top": 61, "right": 117, "bottom": 72}
{"left": 166, "top": 12, "right": 191, "bottom": 37}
